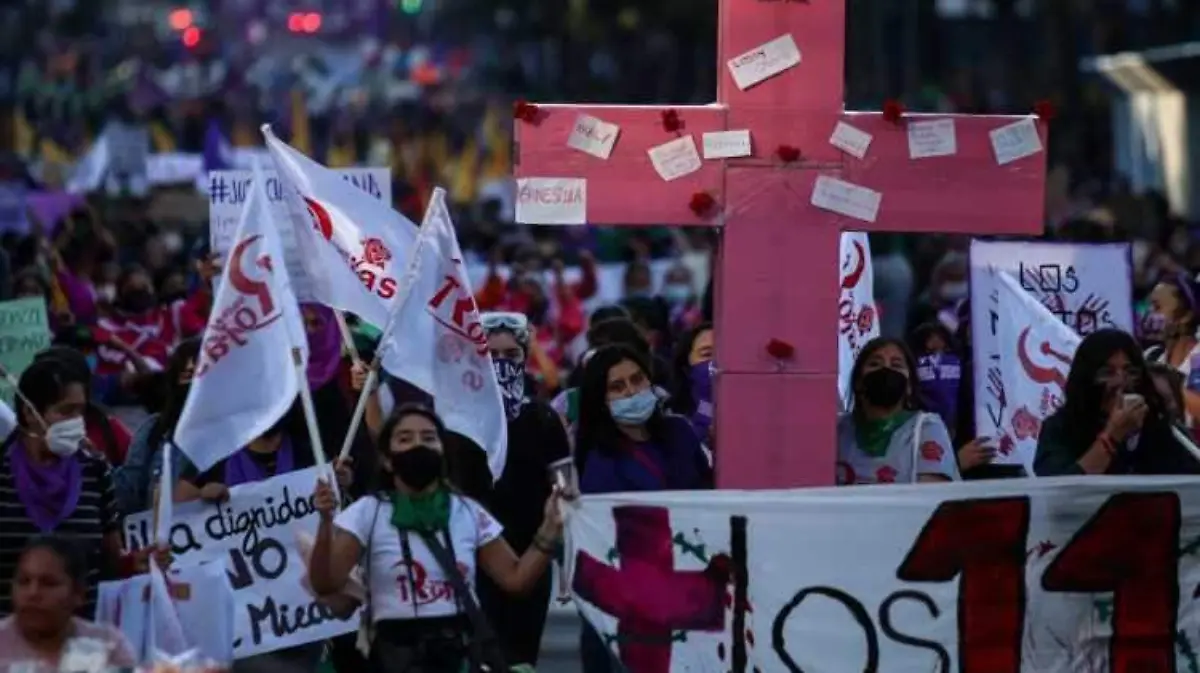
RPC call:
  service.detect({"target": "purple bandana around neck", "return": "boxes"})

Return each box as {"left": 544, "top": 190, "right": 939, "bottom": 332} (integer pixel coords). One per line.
{"left": 224, "top": 436, "right": 295, "bottom": 487}
{"left": 303, "top": 304, "right": 343, "bottom": 389}
{"left": 9, "top": 441, "right": 84, "bottom": 533}
{"left": 916, "top": 353, "right": 961, "bottom": 430}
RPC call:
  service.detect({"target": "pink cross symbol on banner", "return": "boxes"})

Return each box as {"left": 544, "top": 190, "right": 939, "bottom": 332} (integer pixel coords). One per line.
{"left": 514, "top": 0, "right": 1046, "bottom": 488}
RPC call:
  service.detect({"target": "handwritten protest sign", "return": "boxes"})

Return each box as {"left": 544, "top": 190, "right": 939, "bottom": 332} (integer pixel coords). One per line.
{"left": 970, "top": 240, "right": 1134, "bottom": 336}
{"left": 0, "top": 298, "right": 51, "bottom": 405}
{"left": 123, "top": 467, "right": 356, "bottom": 658}
{"left": 207, "top": 167, "right": 391, "bottom": 299}
{"left": 568, "top": 477, "right": 1200, "bottom": 672}
{"left": 970, "top": 241, "right": 1134, "bottom": 468}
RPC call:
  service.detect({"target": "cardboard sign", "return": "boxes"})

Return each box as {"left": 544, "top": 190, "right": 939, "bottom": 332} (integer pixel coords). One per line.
{"left": 123, "top": 468, "right": 357, "bottom": 658}
{"left": 0, "top": 298, "right": 51, "bottom": 406}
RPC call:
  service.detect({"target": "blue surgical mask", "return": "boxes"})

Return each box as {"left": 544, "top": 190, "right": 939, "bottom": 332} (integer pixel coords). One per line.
{"left": 609, "top": 389, "right": 658, "bottom": 425}
{"left": 662, "top": 284, "right": 691, "bottom": 305}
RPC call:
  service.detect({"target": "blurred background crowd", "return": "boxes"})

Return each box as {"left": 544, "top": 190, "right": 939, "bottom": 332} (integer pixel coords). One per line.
{"left": 0, "top": 0, "right": 1197, "bottom": 376}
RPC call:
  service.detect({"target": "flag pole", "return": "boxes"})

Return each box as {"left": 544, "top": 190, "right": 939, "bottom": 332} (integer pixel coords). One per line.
{"left": 336, "top": 189, "right": 441, "bottom": 462}
{"left": 292, "top": 347, "right": 339, "bottom": 502}
{"left": 334, "top": 311, "right": 361, "bottom": 362}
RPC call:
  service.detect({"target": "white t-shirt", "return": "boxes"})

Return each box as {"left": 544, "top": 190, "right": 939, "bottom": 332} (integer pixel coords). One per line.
{"left": 335, "top": 494, "right": 504, "bottom": 621}
{"left": 1146, "top": 342, "right": 1200, "bottom": 425}
{"left": 835, "top": 412, "right": 959, "bottom": 485}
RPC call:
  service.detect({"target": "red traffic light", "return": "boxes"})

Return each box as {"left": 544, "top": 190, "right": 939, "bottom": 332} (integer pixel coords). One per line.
{"left": 288, "top": 12, "right": 322, "bottom": 33}
{"left": 182, "top": 26, "right": 202, "bottom": 47}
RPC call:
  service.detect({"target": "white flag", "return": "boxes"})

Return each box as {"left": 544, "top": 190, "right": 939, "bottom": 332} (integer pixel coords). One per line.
{"left": 384, "top": 188, "right": 507, "bottom": 478}
{"left": 261, "top": 124, "right": 416, "bottom": 331}
{"left": 837, "top": 232, "right": 879, "bottom": 408}
{"left": 174, "top": 165, "right": 304, "bottom": 472}
{"left": 992, "top": 269, "right": 1080, "bottom": 470}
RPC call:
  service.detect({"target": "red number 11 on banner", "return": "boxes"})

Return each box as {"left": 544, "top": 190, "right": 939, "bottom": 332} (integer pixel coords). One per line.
{"left": 898, "top": 493, "right": 1182, "bottom": 673}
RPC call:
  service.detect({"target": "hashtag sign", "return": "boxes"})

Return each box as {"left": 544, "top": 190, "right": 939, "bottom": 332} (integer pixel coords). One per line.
{"left": 210, "top": 175, "right": 230, "bottom": 204}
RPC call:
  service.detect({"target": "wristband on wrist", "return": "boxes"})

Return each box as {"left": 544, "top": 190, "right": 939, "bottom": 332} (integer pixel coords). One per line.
{"left": 532, "top": 535, "right": 557, "bottom": 555}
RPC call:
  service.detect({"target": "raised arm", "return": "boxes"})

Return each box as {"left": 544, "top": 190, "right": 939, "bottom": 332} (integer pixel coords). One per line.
{"left": 310, "top": 479, "right": 366, "bottom": 595}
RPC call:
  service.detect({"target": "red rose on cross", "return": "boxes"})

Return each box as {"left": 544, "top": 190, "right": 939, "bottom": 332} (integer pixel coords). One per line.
{"left": 661, "top": 109, "right": 683, "bottom": 133}
{"left": 775, "top": 145, "right": 801, "bottom": 163}
{"left": 689, "top": 192, "right": 716, "bottom": 217}
{"left": 361, "top": 237, "right": 392, "bottom": 268}
{"left": 882, "top": 99, "right": 906, "bottom": 125}
{"left": 513, "top": 100, "right": 539, "bottom": 123}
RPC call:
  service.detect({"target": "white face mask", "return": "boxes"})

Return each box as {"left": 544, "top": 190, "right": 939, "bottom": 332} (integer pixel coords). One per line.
{"left": 45, "top": 417, "right": 86, "bottom": 458}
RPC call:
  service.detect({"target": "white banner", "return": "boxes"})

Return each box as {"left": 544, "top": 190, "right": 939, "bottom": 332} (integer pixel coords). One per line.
{"left": 971, "top": 241, "right": 1134, "bottom": 459}
{"left": 122, "top": 467, "right": 356, "bottom": 658}
{"left": 969, "top": 240, "right": 1134, "bottom": 337}
{"left": 96, "top": 561, "right": 236, "bottom": 663}
{"left": 207, "top": 167, "right": 391, "bottom": 298}
{"left": 838, "top": 232, "right": 878, "bottom": 408}
{"left": 566, "top": 477, "right": 1200, "bottom": 673}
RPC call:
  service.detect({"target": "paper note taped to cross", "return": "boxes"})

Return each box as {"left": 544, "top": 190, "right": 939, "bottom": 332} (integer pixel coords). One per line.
{"left": 123, "top": 467, "right": 356, "bottom": 658}
{"left": 566, "top": 477, "right": 1200, "bottom": 672}
{"left": 208, "top": 168, "right": 391, "bottom": 299}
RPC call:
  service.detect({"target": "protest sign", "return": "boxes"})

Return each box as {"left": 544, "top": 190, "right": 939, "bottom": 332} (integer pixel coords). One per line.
{"left": 567, "top": 477, "right": 1200, "bottom": 672}
{"left": 207, "top": 167, "right": 391, "bottom": 298}
{"left": 970, "top": 242, "right": 1133, "bottom": 468}
{"left": 0, "top": 181, "right": 29, "bottom": 235}
{"left": 0, "top": 297, "right": 51, "bottom": 405}
{"left": 123, "top": 467, "right": 356, "bottom": 658}
{"left": 837, "top": 232, "right": 878, "bottom": 408}
{"left": 970, "top": 240, "right": 1134, "bottom": 336}
{"left": 96, "top": 561, "right": 235, "bottom": 663}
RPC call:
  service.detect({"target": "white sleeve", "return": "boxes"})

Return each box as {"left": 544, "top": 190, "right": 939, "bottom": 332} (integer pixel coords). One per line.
{"left": 914, "top": 414, "right": 959, "bottom": 480}
{"left": 464, "top": 498, "right": 504, "bottom": 547}
{"left": 333, "top": 497, "right": 379, "bottom": 546}
{"left": 378, "top": 383, "right": 395, "bottom": 419}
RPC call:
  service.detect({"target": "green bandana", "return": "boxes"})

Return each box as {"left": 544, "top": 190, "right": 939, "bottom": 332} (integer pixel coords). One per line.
{"left": 390, "top": 486, "right": 451, "bottom": 533}
{"left": 854, "top": 411, "right": 916, "bottom": 458}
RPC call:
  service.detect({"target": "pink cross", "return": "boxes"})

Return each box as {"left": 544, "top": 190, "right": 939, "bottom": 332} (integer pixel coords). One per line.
{"left": 514, "top": 0, "right": 1046, "bottom": 488}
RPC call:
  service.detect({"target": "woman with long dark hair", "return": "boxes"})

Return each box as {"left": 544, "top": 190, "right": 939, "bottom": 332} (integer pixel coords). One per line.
{"left": 113, "top": 338, "right": 200, "bottom": 514}
{"left": 1035, "top": 328, "right": 1200, "bottom": 475}
{"left": 836, "top": 337, "right": 960, "bottom": 485}
{"left": 308, "top": 404, "right": 562, "bottom": 673}
{"left": 574, "top": 345, "right": 712, "bottom": 673}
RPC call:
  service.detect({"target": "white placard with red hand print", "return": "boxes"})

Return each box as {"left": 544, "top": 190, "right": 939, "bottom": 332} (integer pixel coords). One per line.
{"left": 837, "top": 232, "right": 879, "bottom": 409}
{"left": 975, "top": 267, "right": 1082, "bottom": 470}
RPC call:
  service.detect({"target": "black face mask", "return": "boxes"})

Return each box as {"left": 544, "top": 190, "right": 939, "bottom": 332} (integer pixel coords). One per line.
{"left": 860, "top": 368, "right": 908, "bottom": 408}
{"left": 120, "top": 288, "right": 156, "bottom": 314}
{"left": 390, "top": 445, "right": 444, "bottom": 490}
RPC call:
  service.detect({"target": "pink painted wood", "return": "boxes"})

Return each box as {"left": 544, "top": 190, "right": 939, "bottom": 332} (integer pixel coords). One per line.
{"left": 514, "top": 0, "right": 1046, "bottom": 489}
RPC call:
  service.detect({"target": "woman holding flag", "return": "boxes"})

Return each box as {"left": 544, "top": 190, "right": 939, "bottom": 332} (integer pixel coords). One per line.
{"left": 308, "top": 403, "right": 563, "bottom": 673}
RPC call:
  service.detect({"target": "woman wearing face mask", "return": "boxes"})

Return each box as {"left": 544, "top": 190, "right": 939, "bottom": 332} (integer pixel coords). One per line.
{"left": 907, "top": 252, "right": 968, "bottom": 333}
{"left": 1143, "top": 273, "right": 1200, "bottom": 428}
{"left": 0, "top": 536, "right": 136, "bottom": 667}
{"left": 473, "top": 312, "right": 571, "bottom": 668}
{"left": 114, "top": 338, "right": 200, "bottom": 514}
{"left": 836, "top": 337, "right": 960, "bottom": 485}
{"left": 0, "top": 358, "right": 163, "bottom": 617}
{"left": 32, "top": 346, "right": 134, "bottom": 467}
{"left": 1036, "top": 329, "right": 1200, "bottom": 476}
{"left": 91, "top": 265, "right": 177, "bottom": 376}
{"left": 668, "top": 322, "right": 715, "bottom": 443}
{"left": 308, "top": 404, "right": 563, "bottom": 673}
{"left": 575, "top": 345, "right": 712, "bottom": 673}
{"left": 176, "top": 402, "right": 353, "bottom": 673}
